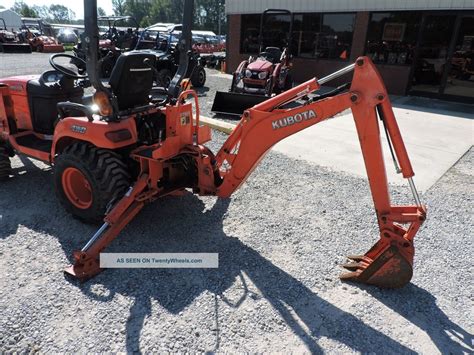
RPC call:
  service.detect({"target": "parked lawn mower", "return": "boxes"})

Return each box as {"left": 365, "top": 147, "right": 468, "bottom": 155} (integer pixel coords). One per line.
{"left": 135, "top": 23, "right": 206, "bottom": 88}
{"left": 21, "top": 17, "right": 64, "bottom": 53}
{"left": 0, "top": 0, "right": 426, "bottom": 289}
{"left": 0, "top": 18, "right": 32, "bottom": 53}
{"left": 212, "top": 9, "right": 293, "bottom": 116}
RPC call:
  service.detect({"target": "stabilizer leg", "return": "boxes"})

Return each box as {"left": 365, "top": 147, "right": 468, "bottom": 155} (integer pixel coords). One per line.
{"left": 64, "top": 175, "right": 151, "bottom": 282}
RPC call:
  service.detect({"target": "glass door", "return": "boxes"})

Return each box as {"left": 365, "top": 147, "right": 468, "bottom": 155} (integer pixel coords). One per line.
{"left": 443, "top": 16, "right": 474, "bottom": 99}
{"left": 411, "top": 14, "right": 456, "bottom": 94}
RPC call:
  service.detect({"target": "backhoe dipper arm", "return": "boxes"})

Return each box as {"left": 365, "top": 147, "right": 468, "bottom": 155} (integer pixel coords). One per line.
{"left": 213, "top": 57, "right": 426, "bottom": 288}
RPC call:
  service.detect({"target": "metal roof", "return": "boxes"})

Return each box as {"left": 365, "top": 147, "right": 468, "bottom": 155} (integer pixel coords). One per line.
{"left": 225, "top": 0, "right": 474, "bottom": 14}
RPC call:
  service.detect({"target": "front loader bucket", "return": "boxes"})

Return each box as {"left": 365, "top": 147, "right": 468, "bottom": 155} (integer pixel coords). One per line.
{"left": 42, "top": 44, "right": 65, "bottom": 53}
{"left": 0, "top": 43, "right": 32, "bottom": 53}
{"left": 340, "top": 234, "right": 414, "bottom": 288}
{"left": 211, "top": 91, "right": 269, "bottom": 116}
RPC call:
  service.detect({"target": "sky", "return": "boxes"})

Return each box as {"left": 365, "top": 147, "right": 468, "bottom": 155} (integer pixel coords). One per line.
{"left": 2, "top": 0, "right": 115, "bottom": 19}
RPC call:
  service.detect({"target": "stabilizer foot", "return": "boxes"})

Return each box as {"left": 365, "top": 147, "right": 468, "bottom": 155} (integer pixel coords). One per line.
{"left": 64, "top": 251, "right": 102, "bottom": 282}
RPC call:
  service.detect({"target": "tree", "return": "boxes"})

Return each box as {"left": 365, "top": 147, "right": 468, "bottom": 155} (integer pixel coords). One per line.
{"left": 123, "top": 0, "right": 150, "bottom": 27}
{"left": 195, "top": 0, "right": 226, "bottom": 34}
{"left": 10, "top": 1, "right": 38, "bottom": 17}
{"left": 98, "top": 7, "right": 106, "bottom": 17}
{"left": 112, "top": 0, "right": 126, "bottom": 16}
{"left": 31, "top": 5, "right": 50, "bottom": 20}
{"left": 0, "top": 5, "right": 5, "bottom": 10}
{"left": 49, "top": 4, "right": 75, "bottom": 23}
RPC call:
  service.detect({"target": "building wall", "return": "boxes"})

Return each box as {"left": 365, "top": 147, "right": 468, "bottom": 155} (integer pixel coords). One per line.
{"left": 226, "top": 0, "right": 474, "bottom": 14}
{"left": 226, "top": 12, "right": 412, "bottom": 95}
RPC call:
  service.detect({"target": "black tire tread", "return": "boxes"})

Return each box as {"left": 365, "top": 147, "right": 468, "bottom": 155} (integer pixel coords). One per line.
{"left": 191, "top": 66, "right": 206, "bottom": 87}
{"left": 54, "top": 142, "right": 131, "bottom": 222}
{"left": 0, "top": 145, "right": 11, "bottom": 180}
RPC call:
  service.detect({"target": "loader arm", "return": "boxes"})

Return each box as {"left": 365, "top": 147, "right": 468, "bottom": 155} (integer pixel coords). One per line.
{"left": 212, "top": 57, "right": 426, "bottom": 287}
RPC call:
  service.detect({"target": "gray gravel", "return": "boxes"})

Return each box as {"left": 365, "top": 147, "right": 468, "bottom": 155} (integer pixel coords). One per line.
{"left": 0, "top": 52, "right": 473, "bottom": 353}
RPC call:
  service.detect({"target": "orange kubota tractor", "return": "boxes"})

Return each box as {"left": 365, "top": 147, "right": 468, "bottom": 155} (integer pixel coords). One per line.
{"left": 0, "top": 0, "right": 426, "bottom": 288}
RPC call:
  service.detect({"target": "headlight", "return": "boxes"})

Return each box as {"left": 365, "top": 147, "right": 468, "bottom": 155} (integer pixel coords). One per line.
{"left": 245, "top": 69, "right": 252, "bottom": 78}
{"left": 258, "top": 71, "right": 268, "bottom": 79}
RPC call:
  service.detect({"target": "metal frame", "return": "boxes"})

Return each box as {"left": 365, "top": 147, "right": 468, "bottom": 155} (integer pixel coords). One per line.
{"left": 258, "top": 9, "right": 293, "bottom": 54}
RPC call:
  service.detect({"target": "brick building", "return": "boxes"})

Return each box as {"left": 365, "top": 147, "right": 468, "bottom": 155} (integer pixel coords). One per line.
{"left": 225, "top": 0, "right": 474, "bottom": 102}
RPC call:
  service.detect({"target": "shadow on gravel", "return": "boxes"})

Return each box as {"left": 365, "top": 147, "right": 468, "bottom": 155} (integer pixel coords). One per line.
{"left": 367, "top": 285, "right": 473, "bottom": 354}
{"left": 69, "top": 195, "right": 416, "bottom": 353}
{"left": 193, "top": 86, "right": 210, "bottom": 97}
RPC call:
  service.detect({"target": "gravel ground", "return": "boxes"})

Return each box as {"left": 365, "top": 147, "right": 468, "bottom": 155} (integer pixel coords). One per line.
{"left": 0, "top": 52, "right": 473, "bottom": 353}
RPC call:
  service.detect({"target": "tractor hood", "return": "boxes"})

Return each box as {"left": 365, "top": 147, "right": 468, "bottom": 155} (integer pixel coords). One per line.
{"left": 247, "top": 59, "right": 273, "bottom": 72}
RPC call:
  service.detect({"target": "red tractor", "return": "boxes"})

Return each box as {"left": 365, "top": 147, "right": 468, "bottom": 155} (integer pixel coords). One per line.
{"left": 21, "top": 17, "right": 64, "bottom": 53}
{"left": 0, "top": 0, "right": 426, "bottom": 288}
{"left": 0, "top": 18, "right": 31, "bottom": 53}
{"left": 212, "top": 9, "right": 293, "bottom": 115}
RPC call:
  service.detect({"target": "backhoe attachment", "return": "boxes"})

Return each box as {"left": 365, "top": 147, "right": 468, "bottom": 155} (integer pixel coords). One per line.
{"left": 64, "top": 56, "right": 426, "bottom": 289}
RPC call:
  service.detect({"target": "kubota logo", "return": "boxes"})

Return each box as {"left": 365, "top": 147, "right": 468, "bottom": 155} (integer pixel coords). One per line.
{"left": 272, "top": 110, "right": 317, "bottom": 130}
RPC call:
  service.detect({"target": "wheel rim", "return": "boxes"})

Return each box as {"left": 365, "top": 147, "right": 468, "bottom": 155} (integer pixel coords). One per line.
{"left": 198, "top": 70, "right": 205, "bottom": 84}
{"left": 62, "top": 167, "right": 93, "bottom": 209}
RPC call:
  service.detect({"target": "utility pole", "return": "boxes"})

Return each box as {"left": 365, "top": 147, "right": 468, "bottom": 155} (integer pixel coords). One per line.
{"left": 217, "top": 0, "right": 221, "bottom": 35}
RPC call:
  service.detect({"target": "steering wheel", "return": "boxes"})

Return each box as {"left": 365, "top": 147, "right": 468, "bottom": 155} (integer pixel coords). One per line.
{"left": 49, "top": 53, "right": 87, "bottom": 79}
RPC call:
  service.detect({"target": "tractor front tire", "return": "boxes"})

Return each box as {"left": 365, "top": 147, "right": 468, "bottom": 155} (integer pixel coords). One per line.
{"left": 191, "top": 66, "right": 206, "bottom": 87}
{"left": 54, "top": 143, "right": 131, "bottom": 223}
{"left": 157, "top": 69, "right": 173, "bottom": 88}
{"left": 0, "top": 145, "right": 11, "bottom": 181}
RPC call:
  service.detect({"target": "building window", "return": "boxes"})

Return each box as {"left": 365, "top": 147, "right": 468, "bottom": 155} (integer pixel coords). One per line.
{"left": 241, "top": 12, "right": 355, "bottom": 60}
{"left": 366, "top": 11, "right": 422, "bottom": 65}
{"left": 292, "top": 13, "right": 355, "bottom": 60}
{"left": 241, "top": 13, "right": 292, "bottom": 54}
{"left": 240, "top": 14, "right": 260, "bottom": 54}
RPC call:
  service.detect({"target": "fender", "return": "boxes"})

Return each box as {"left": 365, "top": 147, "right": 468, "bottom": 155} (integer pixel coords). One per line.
{"left": 51, "top": 115, "right": 138, "bottom": 160}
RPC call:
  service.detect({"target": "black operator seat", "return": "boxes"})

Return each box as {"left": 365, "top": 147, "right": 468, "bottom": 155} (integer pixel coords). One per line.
{"left": 109, "top": 51, "right": 156, "bottom": 110}
{"left": 264, "top": 47, "right": 282, "bottom": 64}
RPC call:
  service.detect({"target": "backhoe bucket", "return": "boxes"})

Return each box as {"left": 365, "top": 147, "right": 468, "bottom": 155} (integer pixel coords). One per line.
{"left": 0, "top": 43, "right": 32, "bottom": 53}
{"left": 211, "top": 91, "right": 269, "bottom": 116}
{"left": 340, "top": 234, "right": 414, "bottom": 288}
{"left": 41, "top": 44, "right": 65, "bottom": 53}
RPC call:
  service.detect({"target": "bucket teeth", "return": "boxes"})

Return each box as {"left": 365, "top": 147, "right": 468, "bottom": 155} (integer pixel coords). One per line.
{"left": 346, "top": 254, "right": 369, "bottom": 262}
{"left": 340, "top": 262, "right": 366, "bottom": 271}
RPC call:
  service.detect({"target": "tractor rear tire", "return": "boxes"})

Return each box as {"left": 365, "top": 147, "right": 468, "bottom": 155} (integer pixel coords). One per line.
{"left": 0, "top": 145, "right": 11, "bottom": 181}
{"left": 157, "top": 69, "right": 173, "bottom": 88}
{"left": 191, "top": 66, "right": 206, "bottom": 87}
{"left": 54, "top": 142, "right": 131, "bottom": 223}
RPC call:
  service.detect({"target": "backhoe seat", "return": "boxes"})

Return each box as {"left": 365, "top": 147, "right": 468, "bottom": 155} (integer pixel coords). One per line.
{"left": 264, "top": 47, "right": 282, "bottom": 64}
{"left": 109, "top": 51, "right": 156, "bottom": 110}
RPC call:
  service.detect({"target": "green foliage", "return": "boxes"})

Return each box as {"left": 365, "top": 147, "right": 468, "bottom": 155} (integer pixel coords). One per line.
{"left": 112, "top": 0, "right": 127, "bottom": 16}
{"left": 11, "top": 1, "right": 38, "bottom": 17}
{"left": 112, "top": 0, "right": 227, "bottom": 33}
{"left": 10, "top": 1, "right": 76, "bottom": 23}
{"left": 98, "top": 7, "right": 107, "bottom": 17}
{"left": 49, "top": 4, "right": 75, "bottom": 23}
